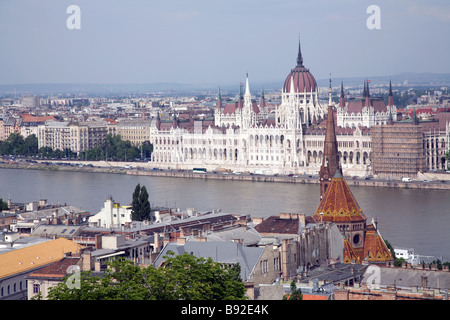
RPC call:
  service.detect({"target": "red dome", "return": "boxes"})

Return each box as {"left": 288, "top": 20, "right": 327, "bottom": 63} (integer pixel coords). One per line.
{"left": 283, "top": 40, "right": 317, "bottom": 93}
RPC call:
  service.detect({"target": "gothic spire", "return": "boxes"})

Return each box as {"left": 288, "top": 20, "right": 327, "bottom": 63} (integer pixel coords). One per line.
{"left": 297, "top": 37, "right": 303, "bottom": 66}
{"left": 365, "top": 80, "right": 372, "bottom": 107}
{"left": 388, "top": 79, "right": 394, "bottom": 107}
{"left": 319, "top": 103, "right": 341, "bottom": 199}
{"left": 260, "top": 85, "right": 266, "bottom": 109}
{"left": 217, "top": 86, "right": 222, "bottom": 110}
{"left": 339, "top": 81, "right": 346, "bottom": 107}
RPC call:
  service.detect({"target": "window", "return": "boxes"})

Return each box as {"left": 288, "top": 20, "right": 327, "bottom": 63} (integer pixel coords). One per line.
{"left": 274, "top": 257, "right": 280, "bottom": 271}
{"left": 33, "top": 283, "right": 40, "bottom": 294}
{"left": 260, "top": 260, "right": 268, "bottom": 274}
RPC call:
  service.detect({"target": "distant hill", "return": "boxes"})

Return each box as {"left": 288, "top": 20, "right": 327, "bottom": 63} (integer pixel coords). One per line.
{"left": 316, "top": 72, "right": 450, "bottom": 88}
{"left": 1, "top": 72, "right": 449, "bottom": 96}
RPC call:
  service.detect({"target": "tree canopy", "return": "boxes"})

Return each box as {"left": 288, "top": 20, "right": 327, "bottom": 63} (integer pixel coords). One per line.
{"left": 131, "top": 183, "right": 151, "bottom": 221}
{"left": 282, "top": 279, "right": 303, "bottom": 300}
{"left": 0, "top": 132, "right": 153, "bottom": 161}
{"left": 46, "top": 253, "right": 247, "bottom": 300}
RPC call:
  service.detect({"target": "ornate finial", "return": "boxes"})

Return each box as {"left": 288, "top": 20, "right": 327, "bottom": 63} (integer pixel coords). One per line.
{"left": 297, "top": 36, "right": 303, "bottom": 66}
{"left": 328, "top": 73, "right": 332, "bottom": 106}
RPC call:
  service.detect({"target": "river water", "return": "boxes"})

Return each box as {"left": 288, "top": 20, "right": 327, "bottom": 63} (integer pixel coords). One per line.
{"left": 1, "top": 168, "right": 449, "bottom": 261}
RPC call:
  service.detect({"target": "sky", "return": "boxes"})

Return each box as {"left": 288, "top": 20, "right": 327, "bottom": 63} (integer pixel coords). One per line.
{"left": 0, "top": 0, "right": 449, "bottom": 87}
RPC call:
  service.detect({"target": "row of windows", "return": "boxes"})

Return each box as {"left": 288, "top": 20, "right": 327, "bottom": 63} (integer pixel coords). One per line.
{"left": 260, "top": 257, "right": 281, "bottom": 274}
{"left": 1, "top": 281, "right": 25, "bottom": 297}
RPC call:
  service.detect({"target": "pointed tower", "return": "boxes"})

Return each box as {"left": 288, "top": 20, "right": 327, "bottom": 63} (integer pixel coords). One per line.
{"left": 217, "top": 87, "right": 223, "bottom": 110}
{"left": 313, "top": 101, "right": 393, "bottom": 264}
{"left": 156, "top": 113, "right": 161, "bottom": 130}
{"left": 339, "top": 81, "right": 346, "bottom": 108}
{"left": 412, "top": 108, "right": 419, "bottom": 125}
{"left": 243, "top": 73, "right": 253, "bottom": 128}
{"left": 387, "top": 80, "right": 394, "bottom": 108}
{"left": 259, "top": 86, "right": 266, "bottom": 110}
{"left": 365, "top": 80, "right": 372, "bottom": 107}
{"left": 237, "top": 81, "right": 244, "bottom": 110}
{"left": 319, "top": 103, "right": 340, "bottom": 199}
{"left": 297, "top": 37, "right": 303, "bottom": 67}
{"left": 172, "top": 113, "right": 178, "bottom": 129}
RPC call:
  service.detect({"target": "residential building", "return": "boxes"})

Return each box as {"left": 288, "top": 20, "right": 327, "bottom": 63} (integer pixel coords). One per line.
{"left": 88, "top": 196, "right": 132, "bottom": 229}
{"left": 335, "top": 264, "right": 450, "bottom": 300}
{"left": 37, "top": 120, "right": 109, "bottom": 154}
{"left": 116, "top": 120, "right": 152, "bottom": 146}
{"left": 26, "top": 255, "right": 82, "bottom": 300}
{"left": 153, "top": 241, "right": 265, "bottom": 285}
{"left": 0, "top": 238, "right": 82, "bottom": 300}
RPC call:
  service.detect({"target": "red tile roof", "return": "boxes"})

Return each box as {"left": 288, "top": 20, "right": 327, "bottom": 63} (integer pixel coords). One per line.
{"left": 27, "top": 256, "right": 81, "bottom": 280}
{"left": 313, "top": 177, "right": 367, "bottom": 223}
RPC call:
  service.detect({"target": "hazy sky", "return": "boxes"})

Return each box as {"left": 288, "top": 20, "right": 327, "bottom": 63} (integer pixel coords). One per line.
{"left": 0, "top": 0, "right": 449, "bottom": 86}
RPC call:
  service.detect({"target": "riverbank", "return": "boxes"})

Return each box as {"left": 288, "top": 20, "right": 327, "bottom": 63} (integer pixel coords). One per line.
{"left": 1, "top": 160, "right": 450, "bottom": 190}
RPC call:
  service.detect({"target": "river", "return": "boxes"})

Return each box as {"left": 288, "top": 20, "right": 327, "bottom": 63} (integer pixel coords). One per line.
{"left": 0, "top": 168, "right": 449, "bottom": 261}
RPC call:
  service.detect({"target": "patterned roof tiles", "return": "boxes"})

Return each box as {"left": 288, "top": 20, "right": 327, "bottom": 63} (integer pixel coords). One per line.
{"left": 313, "top": 177, "right": 367, "bottom": 223}
{"left": 364, "top": 225, "right": 393, "bottom": 263}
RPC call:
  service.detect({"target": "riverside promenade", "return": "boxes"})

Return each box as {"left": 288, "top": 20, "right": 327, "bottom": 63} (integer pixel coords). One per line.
{"left": 1, "top": 159, "right": 450, "bottom": 191}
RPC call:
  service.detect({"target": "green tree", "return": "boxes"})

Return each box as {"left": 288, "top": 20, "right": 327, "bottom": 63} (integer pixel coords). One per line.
{"left": 139, "top": 185, "right": 151, "bottom": 221}
{"left": 283, "top": 279, "right": 303, "bottom": 300}
{"left": 0, "top": 198, "right": 8, "bottom": 212}
{"left": 47, "top": 255, "right": 247, "bottom": 300}
{"left": 131, "top": 184, "right": 151, "bottom": 221}
{"left": 131, "top": 183, "right": 141, "bottom": 221}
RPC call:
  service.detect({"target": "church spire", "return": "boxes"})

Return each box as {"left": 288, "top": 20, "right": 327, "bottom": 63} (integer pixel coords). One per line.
{"left": 328, "top": 74, "right": 332, "bottom": 106}
{"left": 260, "top": 85, "right": 266, "bottom": 109}
{"left": 319, "top": 103, "right": 341, "bottom": 199}
{"left": 297, "top": 36, "right": 303, "bottom": 66}
{"left": 217, "top": 86, "right": 222, "bottom": 110}
{"left": 365, "top": 80, "right": 372, "bottom": 107}
{"left": 387, "top": 79, "right": 394, "bottom": 107}
{"left": 339, "top": 81, "right": 346, "bottom": 107}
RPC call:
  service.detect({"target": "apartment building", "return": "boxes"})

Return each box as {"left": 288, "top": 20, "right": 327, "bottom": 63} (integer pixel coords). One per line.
{"left": 116, "top": 120, "right": 152, "bottom": 146}
{"left": 38, "top": 121, "right": 109, "bottom": 154}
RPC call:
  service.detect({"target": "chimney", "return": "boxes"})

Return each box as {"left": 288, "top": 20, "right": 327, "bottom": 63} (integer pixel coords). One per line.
{"left": 95, "top": 234, "right": 102, "bottom": 249}
{"left": 154, "top": 232, "right": 160, "bottom": 251}
{"left": 82, "top": 251, "right": 93, "bottom": 271}
{"left": 421, "top": 275, "right": 428, "bottom": 289}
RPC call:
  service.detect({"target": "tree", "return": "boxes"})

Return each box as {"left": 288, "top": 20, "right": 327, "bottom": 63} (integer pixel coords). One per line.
{"left": 139, "top": 185, "right": 151, "bottom": 221}
{"left": 131, "top": 183, "right": 141, "bottom": 221}
{"left": 131, "top": 184, "right": 151, "bottom": 221}
{"left": 283, "top": 279, "right": 303, "bottom": 300}
{"left": 47, "top": 255, "right": 247, "bottom": 300}
{"left": 0, "top": 198, "right": 8, "bottom": 212}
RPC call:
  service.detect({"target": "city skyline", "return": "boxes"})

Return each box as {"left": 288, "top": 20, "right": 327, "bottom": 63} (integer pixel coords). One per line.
{"left": 1, "top": 0, "right": 450, "bottom": 87}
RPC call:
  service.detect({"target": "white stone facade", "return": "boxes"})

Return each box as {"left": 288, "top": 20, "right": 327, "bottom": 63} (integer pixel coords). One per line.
{"left": 88, "top": 197, "right": 132, "bottom": 229}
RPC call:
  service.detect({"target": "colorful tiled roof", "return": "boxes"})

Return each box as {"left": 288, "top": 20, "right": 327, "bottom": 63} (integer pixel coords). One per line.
{"left": 363, "top": 224, "right": 393, "bottom": 263}
{"left": 313, "top": 176, "right": 367, "bottom": 223}
{"left": 342, "top": 239, "right": 360, "bottom": 264}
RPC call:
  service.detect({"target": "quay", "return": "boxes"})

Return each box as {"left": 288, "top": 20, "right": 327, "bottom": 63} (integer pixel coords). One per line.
{"left": 1, "top": 159, "right": 450, "bottom": 191}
